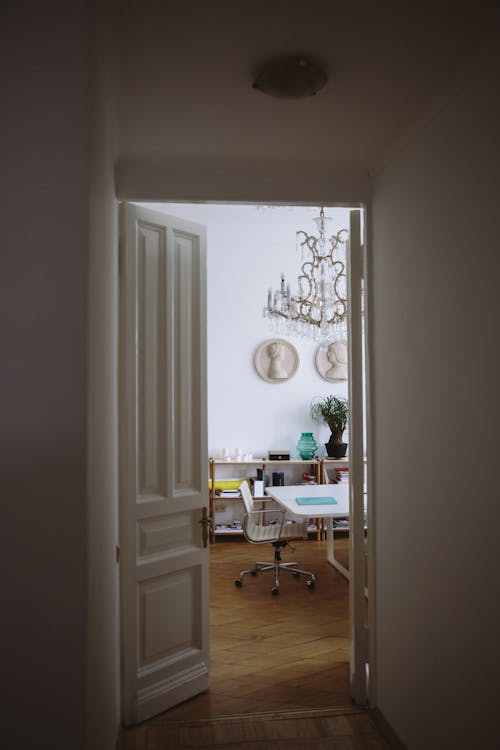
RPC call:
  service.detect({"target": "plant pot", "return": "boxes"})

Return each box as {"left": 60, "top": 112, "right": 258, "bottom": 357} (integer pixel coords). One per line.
{"left": 325, "top": 441, "right": 348, "bottom": 458}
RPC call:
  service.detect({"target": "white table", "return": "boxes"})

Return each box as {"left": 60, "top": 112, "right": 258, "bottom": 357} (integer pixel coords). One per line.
{"left": 265, "top": 483, "right": 352, "bottom": 581}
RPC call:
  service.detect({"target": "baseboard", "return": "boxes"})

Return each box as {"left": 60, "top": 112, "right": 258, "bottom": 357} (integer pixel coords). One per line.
{"left": 150, "top": 704, "right": 365, "bottom": 725}
{"left": 116, "top": 705, "right": 367, "bottom": 748}
{"left": 369, "top": 707, "right": 407, "bottom": 749}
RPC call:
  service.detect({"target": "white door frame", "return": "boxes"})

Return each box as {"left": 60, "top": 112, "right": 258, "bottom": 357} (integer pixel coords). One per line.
{"left": 347, "top": 208, "right": 371, "bottom": 704}
{"left": 363, "top": 207, "right": 377, "bottom": 708}
{"left": 117, "top": 198, "right": 375, "bottom": 719}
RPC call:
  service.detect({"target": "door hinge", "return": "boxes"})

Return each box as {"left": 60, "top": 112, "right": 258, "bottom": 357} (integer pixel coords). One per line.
{"left": 115, "top": 544, "right": 121, "bottom": 563}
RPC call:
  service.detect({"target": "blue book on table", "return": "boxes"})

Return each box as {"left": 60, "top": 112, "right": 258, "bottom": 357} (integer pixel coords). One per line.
{"left": 296, "top": 496, "right": 338, "bottom": 505}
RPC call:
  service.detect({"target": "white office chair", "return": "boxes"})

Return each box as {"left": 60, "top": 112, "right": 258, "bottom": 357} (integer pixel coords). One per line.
{"left": 234, "top": 481, "right": 316, "bottom": 595}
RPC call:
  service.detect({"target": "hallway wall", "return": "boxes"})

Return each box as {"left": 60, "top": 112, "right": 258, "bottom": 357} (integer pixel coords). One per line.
{"left": 4, "top": 4, "right": 497, "bottom": 749}
{"left": 371, "top": 39, "right": 500, "bottom": 749}
{"left": 87, "top": 0, "right": 120, "bottom": 748}
{"left": 1, "top": 2, "right": 89, "bottom": 748}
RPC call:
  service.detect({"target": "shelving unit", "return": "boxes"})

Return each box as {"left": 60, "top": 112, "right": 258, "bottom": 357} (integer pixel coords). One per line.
{"left": 209, "top": 457, "right": 348, "bottom": 544}
{"left": 320, "top": 457, "right": 350, "bottom": 483}
{"left": 208, "top": 459, "right": 265, "bottom": 543}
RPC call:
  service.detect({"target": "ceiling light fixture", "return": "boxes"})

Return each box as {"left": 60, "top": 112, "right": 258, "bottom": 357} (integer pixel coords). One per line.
{"left": 263, "top": 208, "right": 348, "bottom": 344}
{"left": 252, "top": 56, "right": 327, "bottom": 99}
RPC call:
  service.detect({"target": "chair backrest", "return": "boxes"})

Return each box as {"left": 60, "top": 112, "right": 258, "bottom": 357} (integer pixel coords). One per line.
{"left": 239, "top": 479, "right": 279, "bottom": 544}
{"left": 239, "top": 480, "right": 254, "bottom": 515}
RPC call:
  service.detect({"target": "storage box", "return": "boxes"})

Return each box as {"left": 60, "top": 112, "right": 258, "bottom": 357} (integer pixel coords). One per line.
{"left": 252, "top": 479, "right": 264, "bottom": 496}
{"left": 268, "top": 450, "right": 290, "bottom": 461}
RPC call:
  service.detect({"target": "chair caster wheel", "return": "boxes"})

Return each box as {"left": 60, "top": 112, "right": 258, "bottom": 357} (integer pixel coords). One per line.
{"left": 271, "top": 587, "right": 279, "bottom": 596}
{"left": 293, "top": 571, "right": 300, "bottom": 578}
{"left": 307, "top": 580, "right": 315, "bottom": 589}
{"left": 235, "top": 579, "right": 242, "bottom": 587}
{"left": 250, "top": 570, "right": 257, "bottom": 576}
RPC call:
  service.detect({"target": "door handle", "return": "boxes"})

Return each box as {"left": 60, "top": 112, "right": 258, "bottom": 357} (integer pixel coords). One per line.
{"left": 199, "top": 506, "right": 213, "bottom": 548}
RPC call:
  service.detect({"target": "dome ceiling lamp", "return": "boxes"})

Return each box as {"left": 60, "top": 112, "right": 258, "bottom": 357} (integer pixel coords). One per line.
{"left": 263, "top": 208, "right": 348, "bottom": 344}
{"left": 252, "top": 55, "right": 328, "bottom": 99}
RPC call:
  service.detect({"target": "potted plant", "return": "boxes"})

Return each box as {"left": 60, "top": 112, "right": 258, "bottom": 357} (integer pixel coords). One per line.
{"left": 310, "top": 395, "right": 349, "bottom": 458}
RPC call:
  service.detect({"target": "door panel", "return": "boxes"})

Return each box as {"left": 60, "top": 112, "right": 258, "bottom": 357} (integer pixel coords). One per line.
{"left": 120, "top": 203, "right": 209, "bottom": 725}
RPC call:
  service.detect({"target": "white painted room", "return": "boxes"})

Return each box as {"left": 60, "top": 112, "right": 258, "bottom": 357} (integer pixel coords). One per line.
{"left": 139, "top": 203, "right": 350, "bottom": 458}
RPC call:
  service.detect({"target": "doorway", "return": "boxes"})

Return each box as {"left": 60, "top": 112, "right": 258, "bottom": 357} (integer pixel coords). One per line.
{"left": 118, "top": 201, "right": 370, "bottom": 724}
{"left": 155, "top": 534, "right": 353, "bottom": 720}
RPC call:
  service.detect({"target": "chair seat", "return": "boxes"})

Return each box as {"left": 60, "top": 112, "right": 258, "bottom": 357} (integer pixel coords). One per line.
{"left": 237, "top": 482, "right": 315, "bottom": 594}
{"left": 245, "top": 519, "right": 304, "bottom": 543}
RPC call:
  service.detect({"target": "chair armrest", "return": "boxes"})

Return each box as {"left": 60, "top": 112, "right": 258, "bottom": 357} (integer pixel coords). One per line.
{"left": 242, "top": 508, "right": 287, "bottom": 544}
{"left": 242, "top": 508, "right": 308, "bottom": 543}
{"left": 246, "top": 508, "right": 286, "bottom": 521}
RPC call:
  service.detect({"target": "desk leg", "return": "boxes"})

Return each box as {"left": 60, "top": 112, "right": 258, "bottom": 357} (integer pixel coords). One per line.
{"left": 315, "top": 517, "right": 321, "bottom": 541}
{"left": 326, "top": 518, "right": 350, "bottom": 581}
{"left": 321, "top": 518, "right": 327, "bottom": 540}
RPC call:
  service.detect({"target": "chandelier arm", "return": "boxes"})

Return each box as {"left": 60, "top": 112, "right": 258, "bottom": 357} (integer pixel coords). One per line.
{"left": 298, "top": 260, "right": 316, "bottom": 301}
{"left": 269, "top": 309, "right": 321, "bottom": 328}
{"left": 329, "top": 229, "right": 348, "bottom": 246}
{"left": 331, "top": 259, "right": 347, "bottom": 316}
{"left": 265, "top": 209, "right": 349, "bottom": 342}
{"left": 297, "top": 231, "right": 320, "bottom": 257}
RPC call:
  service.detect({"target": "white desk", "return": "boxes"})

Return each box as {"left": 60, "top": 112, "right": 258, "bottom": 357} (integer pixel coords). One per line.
{"left": 265, "top": 483, "right": 352, "bottom": 581}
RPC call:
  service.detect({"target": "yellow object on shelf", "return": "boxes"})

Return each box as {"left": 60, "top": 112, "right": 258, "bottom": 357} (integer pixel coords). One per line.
{"left": 208, "top": 478, "right": 244, "bottom": 491}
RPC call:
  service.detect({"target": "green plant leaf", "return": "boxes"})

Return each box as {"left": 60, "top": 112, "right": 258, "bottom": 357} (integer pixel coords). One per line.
{"left": 310, "top": 395, "right": 349, "bottom": 444}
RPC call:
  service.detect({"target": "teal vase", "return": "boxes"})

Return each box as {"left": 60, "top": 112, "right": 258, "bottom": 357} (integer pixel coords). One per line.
{"left": 297, "top": 432, "right": 318, "bottom": 460}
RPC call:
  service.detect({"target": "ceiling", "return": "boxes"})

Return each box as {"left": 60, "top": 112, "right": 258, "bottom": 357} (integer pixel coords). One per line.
{"left": 112, "top": 0, "right": 499, "bottom": 175}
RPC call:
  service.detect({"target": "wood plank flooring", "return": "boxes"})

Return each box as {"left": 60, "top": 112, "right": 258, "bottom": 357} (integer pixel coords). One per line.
{"left": 120, "top": 710, "right": 389, "bottom": 749}
{"left": 119, "top": 535, "right": 387, "bottom": 748}
{"left": 173, "top": 535, "right": 351, "bottom": 719}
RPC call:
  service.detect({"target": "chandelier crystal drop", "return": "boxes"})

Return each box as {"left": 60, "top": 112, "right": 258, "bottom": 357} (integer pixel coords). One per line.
{"left": 263, "top": 208, "right": 348, "bottom": 345}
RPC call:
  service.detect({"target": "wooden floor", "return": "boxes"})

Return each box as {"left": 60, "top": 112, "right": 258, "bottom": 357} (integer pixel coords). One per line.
{"left": 120, "top": 709, "right": 389, "bottom": 749}
{"left": 120, "top": 535, "right": 388, "bottom": 748}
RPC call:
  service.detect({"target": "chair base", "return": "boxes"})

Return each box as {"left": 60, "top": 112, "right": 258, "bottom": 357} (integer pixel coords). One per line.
{"left": 235, "top": 542, "right": 316, "bottom": 595}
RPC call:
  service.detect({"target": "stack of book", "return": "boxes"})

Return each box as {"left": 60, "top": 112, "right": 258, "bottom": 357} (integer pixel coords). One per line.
{"left": 300, "top": 471, "right": 317, "bottom": 485}
{"left": 333, "top": 518, "right": 350, "bottom": 529}
{"left": 325, "top": 467, "right": 348, "bottom": 484}
{"left": 216, "top": 488, "right": 241, "bottom": 498}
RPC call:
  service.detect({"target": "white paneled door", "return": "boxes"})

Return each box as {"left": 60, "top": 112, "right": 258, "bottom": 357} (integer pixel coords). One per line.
{"left": 119, "top": 203, "right": 209, "bottom": 725}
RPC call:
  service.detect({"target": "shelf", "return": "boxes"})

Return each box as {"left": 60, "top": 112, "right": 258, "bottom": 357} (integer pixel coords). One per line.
{"left": 210, "top": 460, "right": 264, "bottom": 466}
{"left": 265, "top": 460, "right": 321, "bottom": 465}
{"left": 215, "top": 525, "right": 334, "bottom": 535}
{"left": 208, "top": 457, "right": 326, "bottom": 543}
{"left": 209, "top": 459, "right": 322, "bottom": 466}
{"left": 215, "top": 527, "right": 244, "bottom": 534}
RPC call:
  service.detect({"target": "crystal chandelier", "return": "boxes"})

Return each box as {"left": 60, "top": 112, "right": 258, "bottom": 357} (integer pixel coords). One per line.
{"left": 263, "top": 208, "right": 348, "bottom": 343}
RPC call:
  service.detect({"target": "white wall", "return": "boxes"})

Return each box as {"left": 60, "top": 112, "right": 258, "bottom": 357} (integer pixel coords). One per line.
{"left": 371, "top": 41, "right": 500, "bottom": 749}
{"left": 139, "top": 203, "right": 351, "bottom": 462}
{"left": 1, "top": 2, "right": 88, "bottom": 748}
